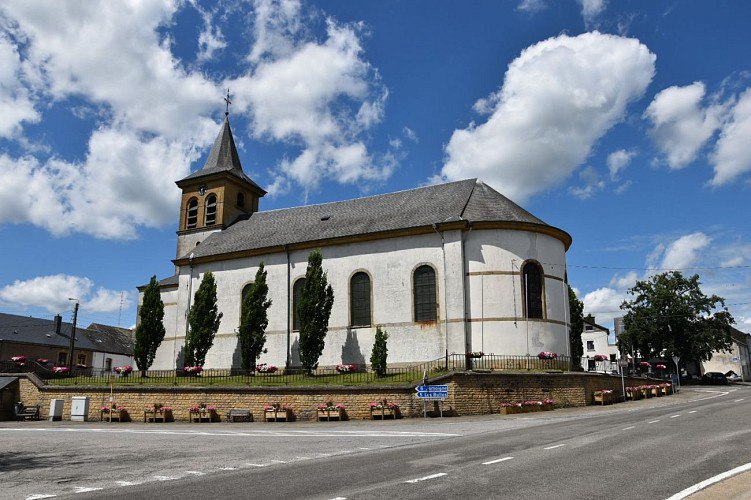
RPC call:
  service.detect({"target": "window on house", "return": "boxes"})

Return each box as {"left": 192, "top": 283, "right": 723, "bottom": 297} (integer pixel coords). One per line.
{"left": 293, "top": 278, "right": 306, "bottom": 331}
{"left": 585, "top": 324, "right": 594, "bottom": 331}
{"left": 350, "top": 272, "right": 371, "bottom": 327}
{"left": 587, "top": 359, "right": 596, "bottom": 371}
{"left": 610, "top": 354, "right": 617, "bottom": 362}
{"left": 205, "top": 194, "right": 217, "bottom": 225}
{"left": 586, "top": 340, "right": 595, "bottom": 351}
{"left": 413, "top": 265, "right": 437, "bottom": 322}
{"left": 237, "top": 192, "right": 245, "bottom": 208}
{"left": 522, "top": 262, "right": 544, "bottom": 319}
{"left": 186, "top": 198, "right": 198, "bottom": 229}
{"left": 57, "top": 352, "right": 67, "bottom": 366}
{"left": 105, "top": 358, "right": 112, "bottom": 371}
{"left": 77, "top": 353, "right": 86, "bottom": 366}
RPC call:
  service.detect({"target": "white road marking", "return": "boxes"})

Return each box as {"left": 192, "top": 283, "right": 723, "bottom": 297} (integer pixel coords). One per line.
{"left": 622, "top": 426, "right": 635, "bottom": 430}
{"left": 219, "top": 467, "right": 237, "bottom": 471}
{"left": 0, "top": 428, "right": 459, "bottom": 438}
{"left": 184, "top": 471, "right": 204, "bottom": 475}
{"left": 246, "top": 463, "right": 269, "bottom": 467}
{"left": 270, "top": 459, "right": 287, "bottom": 463}
{"left": 544, "top": 444, "right": 565, "bottom": 450}
{"left": 666, "top": 461, "right": 751, "bottom": 500}
{"left": 329, "top": 497, "right": 347, "bottom": 500}
{"left": 670, "top": 415, "right": 680, "bottom": 418}
{"left": 26, "top": 495, "right": 57, "bottom": 500}
{"left": 115, "top": 481, "right": 139, "bottom": 486}
{"left": 688, "top": 390, "right": 730, "bottom": 402}
{"left": 734, "top": 398, "right": 744, "bottom": 402}
{"left": 405, "top": 473, "right": 448, "bottom": 484}
{"left": 649, "top": 420, "right": 660, "bottom": 424}
{"left": 154, "top": 476, "right": 177, "bottom": 481}
{"left": 689, "top": 410, "right": 697, "bottom": 414}
{"left": 358, "top": 447, "right": 371, "bottom": 450}
{"left": 73, "top": 487, "right": 103, "bottom": 493}
{"left": 482, "top": 456, "right": 514, "bottom": 465}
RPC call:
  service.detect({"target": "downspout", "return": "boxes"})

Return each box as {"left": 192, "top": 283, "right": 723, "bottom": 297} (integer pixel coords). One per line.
{"left": 284, "top": 244, "right": 291, "bottom": 369}
{"left": 180, "top": 253, "right": 195, "bottom": 369}
{"left": 460, "top": 220, "right": 472, "bottom": 355}
{"left": 432, "top": 223, "right": 449, "bottom": 367}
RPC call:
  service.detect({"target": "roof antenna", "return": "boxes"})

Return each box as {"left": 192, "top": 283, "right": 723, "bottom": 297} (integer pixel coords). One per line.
{"left": 224, "top": 88, "right": 231, "bottom": 117}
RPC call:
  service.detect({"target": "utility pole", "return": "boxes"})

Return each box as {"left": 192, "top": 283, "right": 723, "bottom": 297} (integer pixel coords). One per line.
{"left": 67, "top": 299, "right": 79, "bottom": 370}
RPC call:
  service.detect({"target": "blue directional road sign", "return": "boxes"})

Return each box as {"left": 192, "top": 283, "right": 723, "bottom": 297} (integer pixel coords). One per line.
{"left": 416, "top": 385, "right": 448, "bottom": 400}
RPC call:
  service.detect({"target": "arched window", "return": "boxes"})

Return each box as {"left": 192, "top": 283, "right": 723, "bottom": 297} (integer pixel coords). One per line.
{"left": 240, "top": 282, "right": 253, "bottom": 319}
{"left": 186, "top": 198, "right": 198, "bottom": 229}
{"left": 205, "top": 194, "right": 217, "bottom": 226}
{"left": 350, "top": 272, "right": 371, "bottom": 327}
{"left": 292, "top": 278, "right": 306, "bottom": 331}
{"left": 522, "top": 261, "right": 544, "bottom": 319}
{"left": 237, "top": 192, "right": 245, "bottom": 208}
{"left": 413, "top": 265, "right": 437, "bottom": 322}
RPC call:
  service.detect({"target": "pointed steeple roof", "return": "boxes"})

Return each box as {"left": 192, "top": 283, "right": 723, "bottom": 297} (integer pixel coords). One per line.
{"left": 177, "top": 117, "right": 266, "bottom": 194}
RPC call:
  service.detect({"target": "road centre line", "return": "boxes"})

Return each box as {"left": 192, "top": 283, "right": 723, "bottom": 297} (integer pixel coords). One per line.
{"left": 670, "top": 415, "right": 680, "bottom": 418}
{"left": 622, "top": 426, "right": 635, "bottom": 430}
{"left": 482, "top": 457, "right": 514, "bottom": 465}
{"left": 405, "top": 473, "right": 448, "bottom": 484}
{"left": 665, "top": 461, "right": 751, "bottom": 500}
{"left": 689, "top": 411, "right": 697, "bottom": 414}
{"left": 734, "top": 399, "right": 744, "bottom": 402}
{"left": 73, "top": 487, "right": 103, "bottom": 493}
{"left": 649, "top": 420, "right": 660, "bottom": 424}
{"left": 544, "top": 444, "right": 565, "bottom": 450}
{"left": 26, "top": 495, "right": 57, "bottom": 499}
{"left": 246, "top": 463, "right": 269, "bottom": 467}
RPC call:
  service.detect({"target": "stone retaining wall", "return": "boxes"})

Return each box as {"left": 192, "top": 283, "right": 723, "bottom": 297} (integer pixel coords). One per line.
{"left": 16, "top": 372, "right": 655, "bottom": 422}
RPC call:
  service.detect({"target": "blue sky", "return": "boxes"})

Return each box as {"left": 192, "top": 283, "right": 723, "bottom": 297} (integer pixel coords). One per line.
{"left": 0, "top": 0, "right": 749, "bottom": 335}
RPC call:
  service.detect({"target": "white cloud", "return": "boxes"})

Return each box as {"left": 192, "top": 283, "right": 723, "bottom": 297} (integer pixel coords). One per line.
{"left": 402, "top": 126, "right": 419, "bottom": 143}
{"left": 658, "top": 232, "right": 711, "bottom": 270}
{"left": 644, "top": 82, "right": 724, "bottom": 169}
{"left": 438, "top": 32, "right": 655, "bottom": 204}
{"left": 578, "top": 0, "right": 607, "bottom": 27}
{"left": 710, "top": 88, "right": 751, "bottom": 185}
{"left": 569, "top": 166, "right": 605, "bottom": 199}
{"left": 607, "top": 148, "right": 636, "bottom": 180}
{"left": 0, "top": 274, "right": 131, "bottom": 314}
{"left": 196, "top": 8, "right": 227, "bottom": 62}
{"left": 0, "top": 32, "right": 39, "bottom": 138}
{"left": 230, "top": 6, "right": 392, "bottom": 192}
{"left": 609, "top": 271, "right": 638, "bottom": 289}
{"left": 517, "top": 0, "right": 547, "bottom": 13}
{"left": 583, "top": 287, "right": 623, "bottom": 326}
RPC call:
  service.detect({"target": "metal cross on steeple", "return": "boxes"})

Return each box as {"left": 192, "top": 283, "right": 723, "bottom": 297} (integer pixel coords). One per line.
{"left": 224, "top": 88, "right": 231, "bottom": 117}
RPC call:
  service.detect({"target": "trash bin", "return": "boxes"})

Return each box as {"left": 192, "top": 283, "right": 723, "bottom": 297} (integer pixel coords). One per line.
{"left": 71, "top": 396, "right": 89, "bottom": 421}
{"left": 49, "top": 399, "right": 64, "bottom": 421}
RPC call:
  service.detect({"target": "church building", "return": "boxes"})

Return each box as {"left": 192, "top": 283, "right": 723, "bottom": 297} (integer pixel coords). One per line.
{"left": 141, "top": 116, "right": 573, "bottom": 370}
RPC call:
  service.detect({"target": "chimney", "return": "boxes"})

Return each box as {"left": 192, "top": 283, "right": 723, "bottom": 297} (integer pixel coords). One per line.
{"left": 54, "top": 315, "right": 62, "bottom": 335}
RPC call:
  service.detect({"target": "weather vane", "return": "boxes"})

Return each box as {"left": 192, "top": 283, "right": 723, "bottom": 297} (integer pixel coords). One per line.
{"left": 224, "top": 88, "right": 231, "bottom": 117}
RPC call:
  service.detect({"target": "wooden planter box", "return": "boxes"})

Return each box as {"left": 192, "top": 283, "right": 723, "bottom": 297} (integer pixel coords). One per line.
{"left": 370, "top": 407, "right": 398, "bottom": 420}
{"left": 641, "top": 388, "right": 651, "bottom": 398}
{"left": 144, "top": 409, "right": 171, "bottom": 422}
{"left": 265, "top": 409, "right": 292, "bottom": 422}
{"left": 626, "top": 390, "right": 641, "bottom": 401}
{"left": 100, "top": 410, "right": 126, "bottom": 422}
{"left": 542, "top": 403, "right": 555, "bottom": 411}
{"left": 500, "top": 406, "right": 521, "bottom": 415}
{"left": 190, "top": 409, "right": 217, "bottom": 422}
{"left": 651, "top": 387, "right": 662, "bottom": 397}
{"left": 317, "top": 408, "right": 345, "bottom": 421}
{"left": 661, "top": 386, "right": 671, "bottom": 396}
{"left": 593, "top": 392, "right": 614, "bottom": 405}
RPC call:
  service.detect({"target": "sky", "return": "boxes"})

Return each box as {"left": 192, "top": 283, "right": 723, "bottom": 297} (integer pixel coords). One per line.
{"left": 0, "top": 0, "right": 749, "bottom": 337}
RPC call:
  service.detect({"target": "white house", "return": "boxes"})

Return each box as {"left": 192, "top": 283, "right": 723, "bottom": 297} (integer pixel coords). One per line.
{"left": 140, "top": 117, "right": 573, "bottom": 370}
{"left": 581, "top": 315, "right": 620, "bottom": 372}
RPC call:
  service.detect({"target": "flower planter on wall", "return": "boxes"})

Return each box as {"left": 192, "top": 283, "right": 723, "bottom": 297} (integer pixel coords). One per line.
{"left": 370, "top": 407, "right": 398, "bottom": 420}
{"left": 265, "top": 409, "right": 292, "bottom": 422}
{"left": 317, "top": 408, "right": 345, "bottom": 421}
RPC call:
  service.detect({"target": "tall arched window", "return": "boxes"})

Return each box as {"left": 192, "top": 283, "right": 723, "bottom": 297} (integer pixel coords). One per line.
{"left": 413, "top": 265, "right": 437, "bottom": 322}
{"left": 240, "top": 282, "right": 253, "bottom": 320}
{"left": 186, "top": 198, "right": 198, "bottom": 229}
{"left": 350, "top": 272, "right": 371, "bottom": 327}
{"left": 205, "top": 194, "right": 217, "bottom": 225}
{"left": 237, "top": 192, "right": 245, "bottom": 208}
{"left": 292, "top": 278, "right": 306, "bottom": 331}
{"left": 522, "top": 261, "right": 544, "bottom": 319}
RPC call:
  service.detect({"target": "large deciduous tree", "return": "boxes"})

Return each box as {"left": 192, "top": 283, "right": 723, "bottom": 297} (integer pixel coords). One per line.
{"left": 618, "top": 271, "right": 734, "bottom": 370}
{"left": 568, "top": 285, "right": 584, "bottom": 371}
{"left": 134, "top": 275, "right": 166, "bottom": 376}
{"left": 298, "top": 249, "right": 334, "bottom": 375}
{"left": 185, "top": 272, "right": 223, "bottom": 367}
{"left": 238, "top": 263, "right": 272, "bottom": 371}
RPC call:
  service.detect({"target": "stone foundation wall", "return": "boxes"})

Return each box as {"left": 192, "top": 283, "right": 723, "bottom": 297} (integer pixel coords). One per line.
{"left": 16, "top": 372, "right": 656, "bottom": 422}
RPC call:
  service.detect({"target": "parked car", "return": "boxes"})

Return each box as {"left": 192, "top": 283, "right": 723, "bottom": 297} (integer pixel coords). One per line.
{"left": 702, "top": 372, "right": 729, "bottom": 385}
{"left": 725, "top": 370, "right": 742, "bottom": 382}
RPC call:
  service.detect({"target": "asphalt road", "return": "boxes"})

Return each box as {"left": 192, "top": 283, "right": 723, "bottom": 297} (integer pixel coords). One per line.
{"left": 2, "top": 385, "right": 749, "bottom": 499}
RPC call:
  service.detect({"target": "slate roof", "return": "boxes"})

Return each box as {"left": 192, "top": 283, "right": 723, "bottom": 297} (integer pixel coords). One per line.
{"left": 177, "top": 117, "right": 266, "bottom": 194}
{"left": 183, "top": 178, "right": 567, "bottom": 260}
{"left": 83, "top": 324, "right": 134, "bottom": 356}
{"left": 0, "top": 313, "right": 132, "bottom": 355}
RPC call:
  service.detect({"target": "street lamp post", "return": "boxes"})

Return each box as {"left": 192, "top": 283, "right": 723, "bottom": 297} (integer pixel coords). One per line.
{"left": 67, "top": 298, "right": 79, "bottom": 370}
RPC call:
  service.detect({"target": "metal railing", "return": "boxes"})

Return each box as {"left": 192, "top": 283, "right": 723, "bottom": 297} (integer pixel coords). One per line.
{"left": 454, "top": 353, "right": 573, "bottom": 372}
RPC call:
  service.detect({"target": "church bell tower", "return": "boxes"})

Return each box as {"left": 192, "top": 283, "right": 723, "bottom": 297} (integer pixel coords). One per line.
{"left": 175, "top": 96, "right": 266, "bottom": 258}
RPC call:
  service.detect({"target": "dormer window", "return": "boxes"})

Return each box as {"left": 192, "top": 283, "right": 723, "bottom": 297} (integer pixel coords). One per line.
{"left": 186, "top": 198, "right": 198, "bottom": 229}
{"left": 205, "top": 194, "right": 217, "bottom": 226}
{"left": 237, "top": 192, "right": 245, "bottom": 208}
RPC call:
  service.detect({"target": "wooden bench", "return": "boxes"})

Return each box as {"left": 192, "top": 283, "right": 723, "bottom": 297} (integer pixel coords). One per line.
{"left": 14, "top": 403, "right": 40, "bottom": 421}
{"left": 226, "top": 409, "right": 253, "bottom": 422}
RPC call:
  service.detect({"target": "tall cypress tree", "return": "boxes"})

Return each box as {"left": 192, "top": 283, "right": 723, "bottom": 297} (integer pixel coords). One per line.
{"left": 134, "top": 275, "right": 166, "bottom": 376}
{"left": 568, "top": 285, "right": 584, "bottom": 371}
{"left": 185, "top": 272, "right": 223, "bottom": 367}
{"left": 370, "top": 326, "right": 389, "bottom": 377}
{"left": 298, "top": 249, "right": 334, "bottom": 375}
{"left": 238, "top": 263, "right": 272, "bottom": 371}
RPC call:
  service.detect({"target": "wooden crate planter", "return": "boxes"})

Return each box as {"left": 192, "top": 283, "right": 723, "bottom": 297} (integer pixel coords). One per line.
{"left": 626, "top": 389, "right": 641, "bottom": 401}
{"left": 370, "top": 407, "right": 398, "bottom": 420}
{"left": 189, "top": 409, "right": 217, "bottom": 422}
{"left": 593, "top": 392, "right": 614, "bottom": 405}
{"left": 640, "top": 387, "right": 651, "bottom": 398}
{"left": 317, "top": 408, "right": 345, "bottom": 421}
{"left": 100, "top": 409, "right": 127, "bottom": 422}
{"left": 651, "top": 386, "right": 662, "bottom": 397}
{"left": 500, "top": 405, "right": 522, "bottom": 415}
{"left": 265, "top": 409, "right": 292, "bottom": 422}
{"left": 542, "top": 402, "right": 555, "bottom": 411}
{"left": 144, "top": 409, "right": 172, "bottom": 423}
